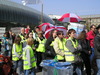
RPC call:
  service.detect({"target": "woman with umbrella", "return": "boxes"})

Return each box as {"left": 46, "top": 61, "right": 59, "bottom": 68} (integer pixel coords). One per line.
{"left": 45, "top": 29, "right": 57, "bottom": 59}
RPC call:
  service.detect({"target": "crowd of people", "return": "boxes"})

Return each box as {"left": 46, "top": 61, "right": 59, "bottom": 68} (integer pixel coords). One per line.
{"left": 0, "top": 24, "right": 100, "bottom": 75}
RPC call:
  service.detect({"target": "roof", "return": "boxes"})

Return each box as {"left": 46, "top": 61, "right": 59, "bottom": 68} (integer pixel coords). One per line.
{"left": 80, "top": 14, "right": 100, "bottom": 18}
{"left": 0, "top": 0, "right": 54, "bottom": 25}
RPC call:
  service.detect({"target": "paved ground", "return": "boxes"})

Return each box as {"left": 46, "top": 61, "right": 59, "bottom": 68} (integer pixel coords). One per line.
{"left": 36, "top": 72, "right": 42, "bottom": 75}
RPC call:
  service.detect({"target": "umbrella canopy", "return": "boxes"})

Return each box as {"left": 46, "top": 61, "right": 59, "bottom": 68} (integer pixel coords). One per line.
{"left": 38, "top": 23, "right": 54, "bottom": 32}
{"left": 58, "top": 13, "right": 82, "bottom": 22}
{"left": 44, "top": 26, "right": 67, "bottom": 39}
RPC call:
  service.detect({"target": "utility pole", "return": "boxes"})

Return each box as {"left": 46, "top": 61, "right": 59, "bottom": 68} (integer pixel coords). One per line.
{"left": 40, "top": 1, "right": 43, "bottom": 24}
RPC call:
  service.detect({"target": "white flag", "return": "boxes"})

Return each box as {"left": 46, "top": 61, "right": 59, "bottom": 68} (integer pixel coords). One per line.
{"left": 21, "top": 0, "right": 42, "bottom": 5}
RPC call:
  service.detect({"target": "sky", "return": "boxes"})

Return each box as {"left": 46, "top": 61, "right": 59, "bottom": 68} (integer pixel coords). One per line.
{"left": 11, "top": 0, "right": 100, "bottom": 16}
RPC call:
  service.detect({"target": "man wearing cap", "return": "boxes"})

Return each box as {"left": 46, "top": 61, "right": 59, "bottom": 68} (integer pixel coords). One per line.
{"left": 94, "top": 25, "right": 100, "bottom": 75}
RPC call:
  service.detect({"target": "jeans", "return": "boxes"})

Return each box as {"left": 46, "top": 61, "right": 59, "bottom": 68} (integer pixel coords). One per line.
{"left": 90, "top": 48, "right": 94, "bottom": 62}
{"left": 96, "top": 59, "right": 100, "bottom": 75}
{"left": 73, "top": 64, "right": 82, "bottom": 75}
{"left": 90, "top": 48, "right": 98, "bottom": 75}
{"left": 24, "top": 68, "right": 36, "bottom": 75}
{"left": 75, "top": 66, "right": 82, "bottom": 75}
{"left": 13, "top": 60, "right": 23, "bottom": 75}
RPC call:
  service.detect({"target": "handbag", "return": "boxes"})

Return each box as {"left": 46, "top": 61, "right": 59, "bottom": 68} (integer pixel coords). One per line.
{"left": 46, "top": 47, "right": 56, "bottom": 57}
{"left": 74, "top": 55, "right": 83, "bottom": 63}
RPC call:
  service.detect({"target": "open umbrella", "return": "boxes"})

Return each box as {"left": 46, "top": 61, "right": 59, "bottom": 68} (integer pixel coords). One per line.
{"left": 58, "top": 13, "right": 82, "bottom": 22}
{"left": 38, "top": 23, "right": 54, "bottom": 32}
{"left": 44, "top": 26, "right": 67, "bottom": 39}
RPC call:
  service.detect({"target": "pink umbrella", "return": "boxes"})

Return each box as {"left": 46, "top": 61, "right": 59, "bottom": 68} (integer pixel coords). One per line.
{"left": 38, "top": 23, "right": 54, "bottom": 32}
{"left": 44, "top": 26, "right": 67, "bottom": 39}
{"left": 58, "top": 13, "right": 82, "bottom": 22}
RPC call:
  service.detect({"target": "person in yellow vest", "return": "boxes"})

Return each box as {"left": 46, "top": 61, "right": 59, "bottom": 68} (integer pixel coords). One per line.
{"left": 22, "top": 34, "right": 29, "bottom": 48}
{"left": 36, "top": 31, "right": 46, "bottom": 72}
{"left": 32, "top": 26, "right": 40, "bottom": 41}
{"left": 23, "top": 38, "right": 36, "bottom": 75}
{"left": 53, "top": 31, "right": 66, "bottom": 61}
{"left": 29, "top": 32, "right": 34, "bottom": 38}
{"left": 19, "top": 28, "right": 26, "bottom": 41}
{"left": 23, "top": 32, "right": 37, "bottom": 48}
{"left": 65, "top": 29, "right": 82, "bottom": 75}
{"left": 12, "top": 36, "right": 23, "bottom": 75}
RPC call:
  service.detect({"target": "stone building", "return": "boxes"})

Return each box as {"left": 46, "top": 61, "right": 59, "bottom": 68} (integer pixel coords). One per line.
{"left": 81, "top": 14, "right": 100, "bottom": 27}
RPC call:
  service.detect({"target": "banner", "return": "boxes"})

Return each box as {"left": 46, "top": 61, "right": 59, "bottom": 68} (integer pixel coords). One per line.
{"left": 68, "top": 23, "right": 85, "bottom": 36}
{"left": 0, "top": 27, "right": 5, "bottom": 39}
{"left": 11, "top": 27, "right": 23, "bottom": 35}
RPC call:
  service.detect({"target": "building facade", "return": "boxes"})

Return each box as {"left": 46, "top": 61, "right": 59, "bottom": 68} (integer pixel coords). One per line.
{"left": 81, "top": 15, "right": 100, "bottom": 26}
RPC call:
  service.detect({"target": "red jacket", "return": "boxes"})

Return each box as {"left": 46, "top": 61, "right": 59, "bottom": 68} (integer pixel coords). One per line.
{"left": 87, "top": 30, "right": 95, "bottom": 48}
{"left": 25, "top": 28, "right": 30, "bottom": 34}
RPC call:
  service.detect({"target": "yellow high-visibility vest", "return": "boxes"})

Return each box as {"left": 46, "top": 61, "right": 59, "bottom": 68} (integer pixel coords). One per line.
{"left": 36, "top": 38, "right": 46, "bottom": 52}
{"left": 19, "top": 34, "right": 25, "bottom": 41}
{"left": 12, "top": 43, "right": 22, "bottom": 61}
{"left": 64, "top": 37, "right": 78, "bottom": 62}
{"left": 23, "top": 45, "right": 36, "bottom": 70}
{"left": 55, "top": 38, "right": 66, "bottom": 60}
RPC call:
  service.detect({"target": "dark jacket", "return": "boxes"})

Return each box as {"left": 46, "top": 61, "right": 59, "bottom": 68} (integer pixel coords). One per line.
{"left": 94, "top": 33, "right": 100, "bottom": 59}
{"left": 45, "top": 36, "right": 56, "bottom": 59}
{"left": 78, "top": 39, "right": 91, "bottom": 55}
